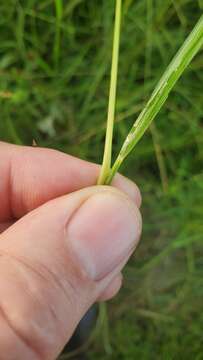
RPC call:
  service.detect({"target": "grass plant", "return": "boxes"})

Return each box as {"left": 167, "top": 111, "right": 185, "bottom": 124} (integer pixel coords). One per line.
{"left": 99, "top": 11, "right": 203, "bottom": 184}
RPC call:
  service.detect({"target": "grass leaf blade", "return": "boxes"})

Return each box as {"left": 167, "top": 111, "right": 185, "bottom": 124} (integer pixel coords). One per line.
{"left": 106, "top": 14, "right": 203, "bottom": 184}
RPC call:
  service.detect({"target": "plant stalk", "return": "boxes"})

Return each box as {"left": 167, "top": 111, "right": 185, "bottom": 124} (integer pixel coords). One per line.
{"left": 97, "top": 0, "right": 122, "bottom": 185}
{"left": 54, "top": 0, "right": 63, "bottom": 69}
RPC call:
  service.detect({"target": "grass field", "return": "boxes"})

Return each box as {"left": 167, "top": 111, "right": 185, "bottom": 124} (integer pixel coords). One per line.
{"left": 0, "top": 1, "right": 203, "bottom": 359}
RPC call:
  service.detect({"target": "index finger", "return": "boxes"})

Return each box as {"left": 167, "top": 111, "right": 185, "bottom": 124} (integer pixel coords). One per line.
{"left": 0, "top": 142, "right": 141, "bottom": 222}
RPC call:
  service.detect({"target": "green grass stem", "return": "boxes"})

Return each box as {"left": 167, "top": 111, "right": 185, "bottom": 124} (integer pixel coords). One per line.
{"left": 54, "top": 0, "right": 63, "bottom": 69}
{"left": 97, "top": 0, "right": 122, "bottom": 185}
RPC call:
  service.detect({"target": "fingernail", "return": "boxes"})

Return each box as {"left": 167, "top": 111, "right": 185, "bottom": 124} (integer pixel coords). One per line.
{"left": 66, "top": 191, "right": 142, "bottom": 281}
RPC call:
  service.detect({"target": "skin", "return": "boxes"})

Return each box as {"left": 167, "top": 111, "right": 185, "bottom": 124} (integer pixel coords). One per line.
{"left": 0, "top": 142, "right": 142, "bottom": 359}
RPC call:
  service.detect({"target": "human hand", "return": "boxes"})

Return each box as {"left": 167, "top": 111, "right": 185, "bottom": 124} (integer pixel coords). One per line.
{"left": 0, "top": 142, "right": 142, "bottom": 359}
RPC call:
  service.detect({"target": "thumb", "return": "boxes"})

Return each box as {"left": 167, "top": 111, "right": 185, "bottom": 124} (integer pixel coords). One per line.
{"left": 0, "top": 186, "right": 142, "bottom": 360}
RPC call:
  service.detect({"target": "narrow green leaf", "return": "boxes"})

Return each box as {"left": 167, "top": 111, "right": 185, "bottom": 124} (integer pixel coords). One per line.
{"left": 105, "top": 14, "right": 203, "bottom": 184}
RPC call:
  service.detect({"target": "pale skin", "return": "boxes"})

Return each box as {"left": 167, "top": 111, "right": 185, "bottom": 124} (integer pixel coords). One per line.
{"left": 0, "top": 142, "right": 142, "bottom": 360}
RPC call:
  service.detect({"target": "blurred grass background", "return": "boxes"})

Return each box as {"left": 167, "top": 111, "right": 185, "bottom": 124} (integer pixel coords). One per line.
{"left": 0, "top": 0, "right": 203, "bottom": 359}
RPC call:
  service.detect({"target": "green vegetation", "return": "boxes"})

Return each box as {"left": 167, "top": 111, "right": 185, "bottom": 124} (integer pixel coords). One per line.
{"left": 105, "top": 13, "right": 203, "bottom": 184}
{"left": 98, "top": 0, "right": 122, "bottom": 185}
{"left": 0, "top": 1, "right": 203, "bottom": 359}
